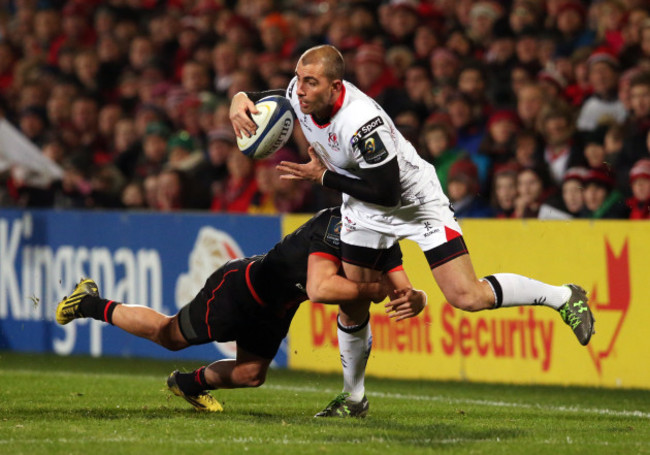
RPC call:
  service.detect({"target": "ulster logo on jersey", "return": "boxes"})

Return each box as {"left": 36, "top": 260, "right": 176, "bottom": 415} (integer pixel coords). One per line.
{"left": 328, "top": 132, "right": 340, "bottom": 151}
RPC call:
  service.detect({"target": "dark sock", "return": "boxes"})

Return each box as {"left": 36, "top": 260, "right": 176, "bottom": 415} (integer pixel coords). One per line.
{"left": 79, "top": 296, "right": 120, "bottom": 324}
{"left": 175, "top": 366, "right": 211, "bottom": 395}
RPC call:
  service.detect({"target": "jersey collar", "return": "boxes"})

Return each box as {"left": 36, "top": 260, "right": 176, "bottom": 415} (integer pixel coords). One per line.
{"left": 310, "top": 83, "right": 346, "bottom": 129}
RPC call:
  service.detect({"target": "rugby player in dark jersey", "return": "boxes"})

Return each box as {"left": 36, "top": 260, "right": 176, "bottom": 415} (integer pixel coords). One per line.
{"left": 55, "top": 207, "right": 426, "bottom": 413}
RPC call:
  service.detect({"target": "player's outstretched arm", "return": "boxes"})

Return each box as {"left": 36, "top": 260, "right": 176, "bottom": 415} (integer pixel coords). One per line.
{"left": 305, "top": 254, "right": 388, "bottom": 305}
{"left": 278, "top": 148, "right": 401, "bottom": 207}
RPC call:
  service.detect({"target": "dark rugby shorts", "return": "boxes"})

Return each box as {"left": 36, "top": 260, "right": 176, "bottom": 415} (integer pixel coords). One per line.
{"left": 177, "top": 259, "right": 293, "bottom": 360}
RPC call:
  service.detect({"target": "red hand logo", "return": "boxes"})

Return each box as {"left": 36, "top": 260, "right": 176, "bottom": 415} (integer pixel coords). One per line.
{"left": 587, "top": 238, "right": 631, "bottom": 375}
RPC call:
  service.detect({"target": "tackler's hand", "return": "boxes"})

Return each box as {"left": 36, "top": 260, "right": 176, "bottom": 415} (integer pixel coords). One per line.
{"left": 384, "top": 288, "right": 428, "bottom": 321}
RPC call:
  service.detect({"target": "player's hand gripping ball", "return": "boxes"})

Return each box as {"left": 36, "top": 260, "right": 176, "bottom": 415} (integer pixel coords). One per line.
{"left": 237, "top": 95, "right": 295, "bottom": 160}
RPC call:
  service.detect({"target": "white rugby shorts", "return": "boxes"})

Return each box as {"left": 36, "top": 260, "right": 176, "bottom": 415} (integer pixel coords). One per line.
{"left": 340, "top": 199, "right": 464, "bottom": 252}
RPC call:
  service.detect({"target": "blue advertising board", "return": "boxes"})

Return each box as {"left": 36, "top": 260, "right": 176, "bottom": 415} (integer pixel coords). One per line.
{"left": 0, "top": 209, "right": 285, "bottom": 365}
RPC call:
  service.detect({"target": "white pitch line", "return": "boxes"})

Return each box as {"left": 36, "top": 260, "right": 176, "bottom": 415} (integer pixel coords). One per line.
{"left": 265, "top": 384, "right": 650, "bottom": 420}
{"left": 4, "top": 368, "right": 650, "bottom": 420}
{"left": 0, "top": 437, "right": 641, "bottom": 447}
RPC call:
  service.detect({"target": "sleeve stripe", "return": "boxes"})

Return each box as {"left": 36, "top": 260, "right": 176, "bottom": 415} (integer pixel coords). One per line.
{"left": 310, "top": 251, "right": 341, "bottom": 266}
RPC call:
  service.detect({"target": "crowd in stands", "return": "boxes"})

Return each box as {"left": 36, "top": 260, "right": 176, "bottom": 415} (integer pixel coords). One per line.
{"left": 0, "top": 0, "right": 649, "bottom": 219}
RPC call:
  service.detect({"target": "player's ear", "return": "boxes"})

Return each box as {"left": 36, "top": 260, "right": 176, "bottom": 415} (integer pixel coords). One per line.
{"left": 331, "top": 79, "right": 342, "bottom": 92}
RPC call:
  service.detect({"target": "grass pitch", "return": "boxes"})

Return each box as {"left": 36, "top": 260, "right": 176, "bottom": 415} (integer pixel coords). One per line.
{"left": 1, "top": 353, "right": 649, "bottom": 455}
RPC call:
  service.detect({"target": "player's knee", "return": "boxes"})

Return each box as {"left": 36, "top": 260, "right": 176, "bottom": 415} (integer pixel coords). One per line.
{"left": 240, "top": 367, "right": 267, "bottom": 388}
{"left": 447, "top": 290, "right": 486, "bottom": 312}
{"left": 246, "top": 373, "right": 266, "bottom": 388}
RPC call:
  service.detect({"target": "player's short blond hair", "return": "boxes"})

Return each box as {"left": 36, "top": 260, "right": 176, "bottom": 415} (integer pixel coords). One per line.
{"left": 299, "top": 45, "right": 345, "bottom": 82}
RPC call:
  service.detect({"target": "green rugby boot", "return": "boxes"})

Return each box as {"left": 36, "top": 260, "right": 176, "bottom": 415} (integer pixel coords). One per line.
{"left": 314, "top": 392, "right": 369, "bottom": 418}
{"left": 559, "top": 284, "right": 595, "bottom": 346}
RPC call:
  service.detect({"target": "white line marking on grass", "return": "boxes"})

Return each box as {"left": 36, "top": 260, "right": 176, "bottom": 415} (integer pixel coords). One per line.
{"left": 267, "top": 384, "right": 650, "bottom": 420}
{"left": 0, "top": 437, "right": 641, "bottom": 447}
{"left": 5, "top": 368, "right": 650, "bottom": 420}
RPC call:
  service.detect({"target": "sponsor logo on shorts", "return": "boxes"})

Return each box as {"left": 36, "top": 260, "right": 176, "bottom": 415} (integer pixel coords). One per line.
{"left": 343, "top": 216, "right": 357, "bottom": 233}
{"left": 423, "top": 221, "right": 440, "bottom": 238}
{"left": 350, "top": 116, "right": 384, "bottom": 146}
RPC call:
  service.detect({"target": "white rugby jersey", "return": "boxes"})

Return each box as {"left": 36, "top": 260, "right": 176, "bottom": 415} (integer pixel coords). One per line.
{"left": 285, "top": 78, "right": 447, "bottom": 216}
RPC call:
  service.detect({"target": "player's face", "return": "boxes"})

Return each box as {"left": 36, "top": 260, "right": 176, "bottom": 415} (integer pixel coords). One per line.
{"left": 295, "top": 60, "right": 339, "bottom": 118}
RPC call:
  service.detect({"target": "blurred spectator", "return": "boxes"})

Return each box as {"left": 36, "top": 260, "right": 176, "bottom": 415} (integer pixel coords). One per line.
{"left": 121, "top": 180, "right": 146, "bottom": 210}
{"left": 19, "top": 105, "right": 47, "bottom": 146}
{"left": 211, "top": 148, "right": 258, "bottom": 212}
{"left": 594, "top": 0, "right": 625, "bottom": 54}
{"left": 446, "top": 27, "right": 475, "bottom": 60}
{"left": 626, "top": 158, "right": 650, "bottom": 219}
{"left": 618, "top": 7, "right": 650, "bottom": 69}
{"left": 485, "top": 18, "right": 517, "bottom": 107}
{"left": 384, "top": 0, "right": 421, "bottom": 47}
{"left": 559, "top": 166, "right": 589, "bottom": 217}
{"left": 446, "top": 92, "right": 485, "bottom": 156}
{"left": 579, "top": 126, "right": 611, "bottom": 171}
{"left": 508, "top": 1, "right": 539, "bottom": 36}
{"left": 514, "top": 26, "right": 542, "bottom": 76}
{"left": 582, "top": 168, "right": 627, "bottom": 218}
{"left": 42, "top": 137, "right": 66, "bottom": 165}
{"left": 536, "top": 102, "right": 578, "bottom": 185}
{"left": 576, "top": 51, "right": 627, "bottom": 131}
{"left": 413, "top": 25, "right": 439, "bottom": 60}
{"left": 479, "top": 109, "right": 519, "bottom": 168}
{"left": 249, "top": 148, "right": 314, "bottom": 214}
{"left": 87, "top": 164, "right": 124, "bottom": 208}
{"left": 353, "top": 43, "right": 400, "bottom": 100}
{"left": 516, "top": 82, "right": 545, "bottom": 131}
{"left": 429, "top": 48, "right": 460, "bottom": 87}
{"left": 537, "top": 67, "right": 568, "bottom": 103}
{"left": 135, "top": 121, "right": 170, "bottom": 179}
{"left": 490, "top": 163, "right": 519, "bottom": 218}
{"left": 419, "top": 121, "right": 462, "bottom": 191}
{"left": 156, "top": 168, "right": 189, "bottom": 211}
{"left": 467, "top": 1, "right": 502, "bottom": 51}
{"left": 167, "top": 131, "right": 204, "bottom": 174}
{"left": 553, "top": 1, "right": 594, "bottom": 57}
{"left": 615, "top": 71, "right": 650, "bottom": 191}
{"left": 514, "top": 165, "right": 553, "bottom": 218}
{"left": 446, "top": 158, "right": 494, "bottom": 218}
{"left": 604, "top": 123, "right": 624, "bottom": 163}
{"left": 457, "top": 61, "right": 490, "bottom": 117}
{"left": 402, "top": 62, "right": 436, "bottom": 115}
{"left": 180, "top": 60, "right": 211, "bottom": 95}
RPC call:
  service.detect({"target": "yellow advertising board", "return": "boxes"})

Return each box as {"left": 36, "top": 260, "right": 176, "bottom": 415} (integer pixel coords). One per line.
{"left": 285, "top": 216, "right": 650, "bottom": 389}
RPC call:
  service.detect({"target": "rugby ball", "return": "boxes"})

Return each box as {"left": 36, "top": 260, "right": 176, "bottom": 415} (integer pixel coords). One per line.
{"left": 237, "top": 95, "right": 294, "bottom": 159}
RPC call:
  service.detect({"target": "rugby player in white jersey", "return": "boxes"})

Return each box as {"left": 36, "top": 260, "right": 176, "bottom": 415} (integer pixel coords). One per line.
{"left": 230, "top": 45, "right": 595, "bottom": 417}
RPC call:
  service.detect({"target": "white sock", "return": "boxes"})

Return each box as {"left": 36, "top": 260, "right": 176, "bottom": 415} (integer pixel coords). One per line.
{"left": 337, "top": 315, "right": 372, "bottom": 403}
{"left": 483, "top": 273, "right": 571, "bottom": 310}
